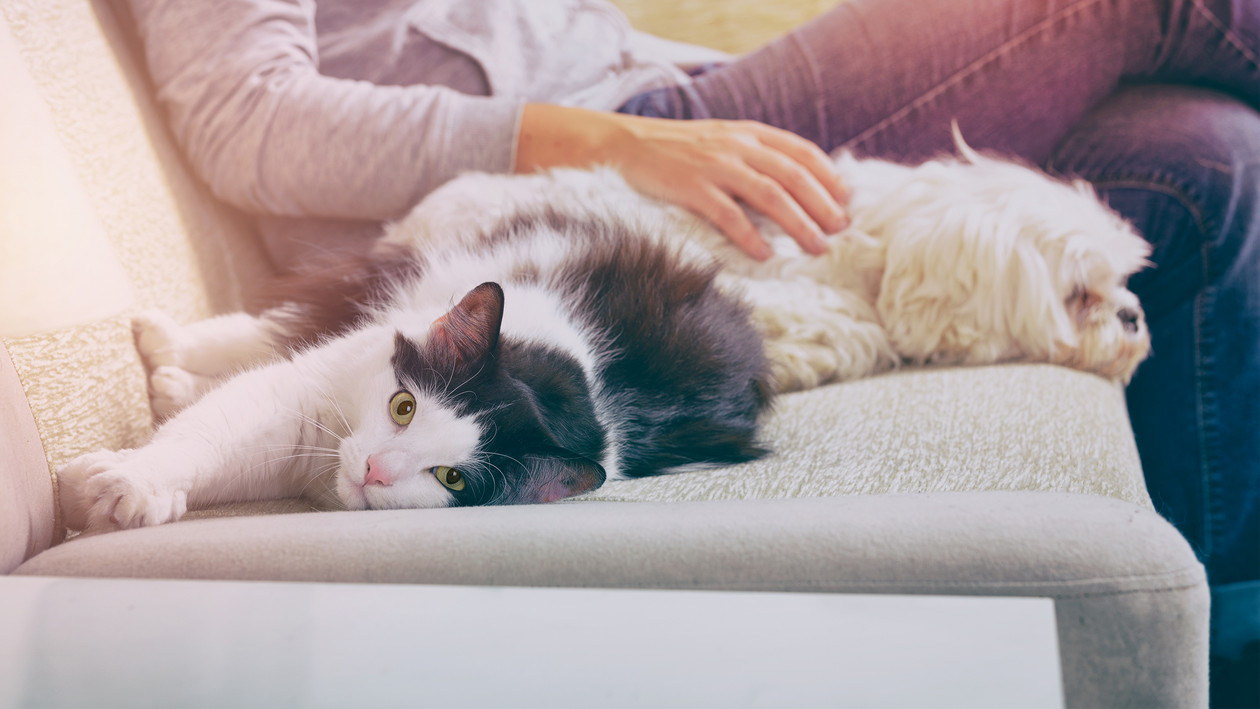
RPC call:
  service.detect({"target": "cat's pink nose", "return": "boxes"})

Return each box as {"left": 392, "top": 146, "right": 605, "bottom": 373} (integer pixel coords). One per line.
{"left": 364, "top": 455, "right": 393, "bottom": 487}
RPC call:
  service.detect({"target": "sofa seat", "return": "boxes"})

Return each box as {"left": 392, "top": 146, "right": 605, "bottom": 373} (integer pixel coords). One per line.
{"left": 15, "top": 493, "right": 1207, "bottom": 708}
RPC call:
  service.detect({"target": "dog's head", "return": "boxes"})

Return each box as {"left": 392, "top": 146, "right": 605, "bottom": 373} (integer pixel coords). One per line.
{"left": 876, "top": 131, "right": 1152, "bottom": 382}
{"left": 1038, "top": 186, "right": 1151, "bottom": 381}
{"left": 958, "top": 141, "right": 1153, "bottom": 382}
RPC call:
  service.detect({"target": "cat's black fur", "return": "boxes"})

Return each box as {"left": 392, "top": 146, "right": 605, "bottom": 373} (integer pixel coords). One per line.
{"left": 359, "top": 210, "right": 774, "bottom": 503}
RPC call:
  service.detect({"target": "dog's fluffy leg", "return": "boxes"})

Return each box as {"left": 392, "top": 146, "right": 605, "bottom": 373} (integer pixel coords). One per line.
{"left": 725, "top": 275, "right": 898, "bottom": 392}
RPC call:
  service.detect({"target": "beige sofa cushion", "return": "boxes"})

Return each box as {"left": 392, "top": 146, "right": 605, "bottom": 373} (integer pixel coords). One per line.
{"left": 0, "top": 15, "right": 133, "bottom": 339}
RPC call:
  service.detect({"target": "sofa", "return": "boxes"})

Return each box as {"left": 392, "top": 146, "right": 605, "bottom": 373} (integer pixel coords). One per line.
{"left": 0, "top": 0, "right": 1210, "bottom": 706}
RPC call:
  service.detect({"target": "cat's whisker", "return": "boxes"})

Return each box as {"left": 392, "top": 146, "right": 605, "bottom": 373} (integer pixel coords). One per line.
{"left": 327, "top": 395, "right": 352, "bottom": 434}
{"left": 447, "top": 361, "right": 488, "bottom": 397}
{"left": 309, "top": 381, "right": 354, "bottom": 434}
{"left": 295, "top": 462, "right": 341, "bottom": 502}
{"left": 237, "top": 442, "right": 343, "bottom": 460}
{"left": 480, "top": 449, "right": 525, "bottom": 470}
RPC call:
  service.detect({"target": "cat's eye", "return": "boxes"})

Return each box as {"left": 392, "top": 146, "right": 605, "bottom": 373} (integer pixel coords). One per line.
{"left": 431, "top": 466, "right": 465, "bottom": 491}
{"left": 390, "top": 391, "right": 417, "bottom": 426}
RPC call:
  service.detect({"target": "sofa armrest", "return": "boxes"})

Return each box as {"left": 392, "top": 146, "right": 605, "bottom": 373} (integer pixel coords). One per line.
{"left": 0, "top": 341, "right": 55, "bottom": 573}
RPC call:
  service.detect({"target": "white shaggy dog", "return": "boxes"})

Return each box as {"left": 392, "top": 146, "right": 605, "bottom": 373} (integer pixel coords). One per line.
{"left": 135, "top": 132, "right": 1152, "bottom": 418}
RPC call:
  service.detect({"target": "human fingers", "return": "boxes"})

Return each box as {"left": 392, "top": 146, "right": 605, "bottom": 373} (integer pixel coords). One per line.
{"left": 678, "top": 180, "right": 774, "bottom": 260}
{"left": 712, "top": 158, "right": 829, "bottom": 256}
{"left": 748, "top": 122, "right": 851, "bottom": 208}
{"left": 739, "top": 141, "right": 850, "bottom": 245}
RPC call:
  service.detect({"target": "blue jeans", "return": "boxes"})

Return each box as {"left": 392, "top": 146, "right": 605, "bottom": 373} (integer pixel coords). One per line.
{"left": 620, "top": 0, "right": 1259, "bottom": 699}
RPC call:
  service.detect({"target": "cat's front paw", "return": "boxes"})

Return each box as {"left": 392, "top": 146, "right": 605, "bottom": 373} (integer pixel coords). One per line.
{"left": 133, "top": 312, "right": 210, "bottom": 419}
{"left": 133, "top": 310, "right": 184, "bottom": 368}
{"left": 148, "top": 365, "right": 210, "bottom": 421}
{"left": 58, "top": 449, "right": 188, "bottom": 534}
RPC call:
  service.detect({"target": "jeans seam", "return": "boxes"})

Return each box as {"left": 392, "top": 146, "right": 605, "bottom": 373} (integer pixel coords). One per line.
{"left": 1196, "top": 278, "right": 1225, "bottom": 572}
{"left": 789, "top": 30, "right": 830, "bottom": 154}
{"left": 840, "top": 0, "right": 1107, "bottom": 152}
{"left": 1070, "top": 176, "right": 1210, "bottom": 237}
{"left": 1192, "top": 0, "right": 1260, "bottom": 68}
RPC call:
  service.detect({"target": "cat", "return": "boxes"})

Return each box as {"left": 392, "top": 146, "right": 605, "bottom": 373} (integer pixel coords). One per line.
{"left": 60, "top": 134, "right": 1152, "bottom": 533}
{"left": 59, "top": 207, "right": 774, "bottom": 534}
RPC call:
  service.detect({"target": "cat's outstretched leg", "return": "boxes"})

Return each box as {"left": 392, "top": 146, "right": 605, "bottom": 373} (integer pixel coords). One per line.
{"left": 133, "top": 309, "right": 290, "bottom": 419}
{"left": 730, "top": 275, "right": 898, "bottom": 392}
{"left": 60, "top": 333, "right": 358, "bottom": 534}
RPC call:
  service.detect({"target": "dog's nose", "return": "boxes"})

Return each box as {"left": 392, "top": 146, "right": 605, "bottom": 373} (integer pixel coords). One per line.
{"left": 1117, "top": 308, "right": 1140, "bottom": 333}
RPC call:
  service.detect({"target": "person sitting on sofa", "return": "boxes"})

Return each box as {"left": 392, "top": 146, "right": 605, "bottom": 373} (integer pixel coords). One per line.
{"left": 114, "top": 0, "right": 1257, "bottom": 703}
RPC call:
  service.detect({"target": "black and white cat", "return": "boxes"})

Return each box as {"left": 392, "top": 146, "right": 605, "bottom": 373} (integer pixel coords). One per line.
{"left": 60, "top": 204, "right": 773, "bottom": 533}
{"left": 60, "top": 138, "right": 1152, "bottom": 534}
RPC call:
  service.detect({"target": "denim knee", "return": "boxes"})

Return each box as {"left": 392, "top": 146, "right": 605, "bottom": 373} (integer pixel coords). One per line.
{"left": 1047, "top": 85, "right": 1259, "bottom": 303}
{"left": 1047, "top": 84, "right": 1260, "bottom": 587}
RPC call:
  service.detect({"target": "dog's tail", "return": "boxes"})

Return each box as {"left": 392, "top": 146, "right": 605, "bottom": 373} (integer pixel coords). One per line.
{"left": 951, "top": 120, "right": 986, "bottom": 165}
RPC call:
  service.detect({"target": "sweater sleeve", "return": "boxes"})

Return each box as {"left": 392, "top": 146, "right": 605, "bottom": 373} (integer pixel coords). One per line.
{"left": 123, "top": 0, "right": 524, "bottom": 220}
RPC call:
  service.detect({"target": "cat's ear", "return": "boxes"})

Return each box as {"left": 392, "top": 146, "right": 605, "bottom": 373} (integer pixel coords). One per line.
{"left": 514, "top": 452, "right": 606, "bottom": 504}
{"left": 428, "top": 282, "right": 505, "bottom": 371}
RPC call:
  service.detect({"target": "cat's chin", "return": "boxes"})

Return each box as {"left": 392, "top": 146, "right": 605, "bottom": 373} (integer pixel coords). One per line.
{"left": 332, "top": 474, "right": 370, "bottom": 511}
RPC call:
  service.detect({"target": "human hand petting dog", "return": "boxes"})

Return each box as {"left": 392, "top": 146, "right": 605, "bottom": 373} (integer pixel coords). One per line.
{"left": 515, "top": 104, "right": 850, "bottom": 260}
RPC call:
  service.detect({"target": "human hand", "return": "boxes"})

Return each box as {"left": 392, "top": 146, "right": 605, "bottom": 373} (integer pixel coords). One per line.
{"left": 516, "top": 104, "right": 849, "bottom": 259}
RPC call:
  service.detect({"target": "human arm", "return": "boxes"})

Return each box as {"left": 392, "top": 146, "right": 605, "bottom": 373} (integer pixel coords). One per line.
{"left": 515, "top": 104, "right": 850, "bottom": 259}
{"left": 123, "top": 0, "right": 848, "bottom": 257}
{"left": 121, "top": 0, "right": 523, "bottom": 221}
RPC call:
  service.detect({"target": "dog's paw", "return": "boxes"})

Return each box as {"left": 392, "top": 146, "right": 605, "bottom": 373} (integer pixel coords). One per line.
{"left": 58, "top": 449, "right": 187, "bottom": 534}
{"left": 742, "top": 278, "right": 898, "bottom": 389}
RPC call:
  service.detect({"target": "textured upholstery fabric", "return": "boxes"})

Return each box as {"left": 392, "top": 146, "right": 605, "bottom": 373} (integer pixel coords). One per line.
{"left": 16, "top": 492, "right": 1209, "bottom": 707}
{"left": 0, "top": 0, "right": 272, "bottom": 322}
{"left": 3, "top": 319, "right": 151, "bottom": 474}
{"left": 582, "top": 364, "right": 1150, "bottom": 506}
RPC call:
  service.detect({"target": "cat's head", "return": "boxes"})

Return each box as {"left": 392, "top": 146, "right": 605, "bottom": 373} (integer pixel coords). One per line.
{"left": 335, "top": 282, "right": 606, "bottom": 509}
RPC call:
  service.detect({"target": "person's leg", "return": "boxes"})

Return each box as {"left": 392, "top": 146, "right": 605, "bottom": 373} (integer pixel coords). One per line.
{"left": 1047, "top": 84, "right": 1259, "bottom": 708}
{"left": 620, "top": 0, "right": 1258, "bottom": 163}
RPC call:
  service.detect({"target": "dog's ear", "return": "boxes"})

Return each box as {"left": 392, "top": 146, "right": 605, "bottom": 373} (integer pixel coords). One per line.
{"left": 1066, "top": 180, "right": 1153, "bottom": 277}
{"left": 1006, "top": 240, "right": 1081, "bottom": 356}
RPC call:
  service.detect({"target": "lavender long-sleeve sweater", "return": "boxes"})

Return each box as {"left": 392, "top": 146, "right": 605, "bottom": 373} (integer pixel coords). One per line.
{"left": 121, "top": 0, "right": 703, "bottom": 266}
